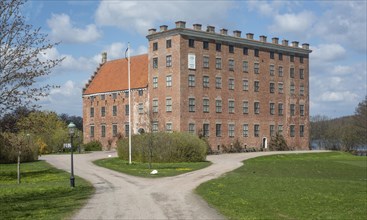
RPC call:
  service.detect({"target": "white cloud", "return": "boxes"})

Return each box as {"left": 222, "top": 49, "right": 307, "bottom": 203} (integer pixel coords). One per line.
{"left": 104, "top": 42, "right": 126, "bottom": 60}
{"left": 310, "top": 44, "right": 346, "bottom": 63}
{"left": 269, "top": 11, "right": 316, "bottom": 35}
{"left": 332, "top": 65, "right": 354, "bottom": 75}
{"left": 319, "top": 91, "right": 358, "bottom": 102}
{"left": 47, "top": 13, "right": 102, "bottom": 43}
{"left": 95, "top": 1, "right": 233, "bottom": 34}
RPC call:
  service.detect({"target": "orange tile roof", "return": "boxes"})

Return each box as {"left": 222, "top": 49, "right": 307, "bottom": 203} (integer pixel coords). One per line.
{"left": 83, "top": 54, "right": 148, "bottom": 95}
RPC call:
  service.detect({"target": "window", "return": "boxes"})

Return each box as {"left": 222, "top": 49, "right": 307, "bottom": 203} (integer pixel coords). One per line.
{"left": 189, "top": 39, "right": 195, "bottom": 48}
{"left": 203, "top": 124, "right": 209, "bottom": 137}
{"left": 254, "top": 102, "right": 260, "bottom": 114}
{"left": 278, "top": 66, "right": 283, "bottom": 77}
{"left": 203, "top": 76, "right": 209, "bottom": 88}
{"left": 254, "top": 62, "right": 259, "bottom": 74}
{"left": 112, "top": 105, "right": 117, "bottom": 116}
{"left": 229, "top": 100, "right": 235, "bottom": 113}
{"left": 254, "top": 124, "right": 260, "bottom": 137}
{"left": 290, "top": 83, "right": 295, "bottom": 94}
{"left": 254, "top": 49, "right": 259, "bottom": 57}
{"left": 228, "top": 78, "right": 234, "bottom": 90}
{"left": 243, "top": 47, "right": 248, "bottom": 55}
{"left": 278, "top": 82, "right": 284, "bottom": 93}
{"left": 138, "top": 103, "right": 143, "bottom": 114}
{"left": 90, "top": 125, "right": 94, "bottom": 137}
{"left": 243, "top": 124, "right": 249, "bottom": 137}
{"left": 228, "top": 124, "right": 235, "bottom": 137}
{"left": 290, "top": 125, "right": 295, "bottom": 137}
{"left": 270, "top": 64, "right": 275, "bottom": 76}
{"left": 90, "top": 107, "right": 94, "bottom": 118}
{"left": 229, "top": 45, "right": 234, "bottom": 53}
{"left": 290, "top": 55, "right": 294, "bottom": 62}
{"left": 166, "top": 39, "right": 171, "bottom": 48}
{"left": 278, "top": 125, "right": 283, "bottom": 135}
{"left": 270, "top": 82, "right": 275, "bottom": 93}
{"left": 243, "top": 80, "right": 249, "bottom": 91}
{"left": 243, "top": 61, "right": 249, "bottom": 72}
{"left": 153, "top": 42, "right": 158, "bottom": 51}
{"left": 300, "top": 125, "right": 304, "bottom": 137}
{"left": 166, "top": 55, "right": 172, "bottom": 67}
{"left": 203, "top": 98, "right": 209, "bottom": 113}
{"left": 203, "top": 56, "right": 209, "bottom": 68}
{"left": 101, "top": 125, "right": 106, "bottom": 137}
{"left": 166, "top": 98, "right": 172, "bottom": 112}
{"left": 152, "top": 122, "right": 158, "bottom": 133}
{"left": 112, "top": 93, "right": 117, "bottom": 99}
{"left": 290, "top": 67, "right": 295, "bottom": 78}
{"left": 125, "top": 104, "right": 129, "bottom": 115}
{"left": 188, "top": 75, "right": 195, "bottom": 87}
{"left": 203, "top": 41, "right": 209, "bottom": 50}
{"left": 254, "top": 81, "right": 259, "bottom": 92}
{"left": 300, "top": 104, "right": 305, "bottom": 116}
{"left": 125, "top": 124, "right": 129, "bottom": 136}
{"left": 290, "top": 104, "right": 295, "bottom": 116}
{"left": 113, "top": 124, "right": 118, "bottom": 137}
{"left": 229, "top": 59, "right": 234, "bottom": 71}
{"left": 166, "top": 75, "right": 172, "bottom": 87}
{"left": 166, "top": 123, "right": 172, "bottom": 133}
{"left": 101, "top": 106, "right": 106, "bottom": 117}
{"left": 270, "top": 125, "right": 275, "bottom": 137}
{"left": 189, "top": 123, "right": 195, "bottom": 134}
{"left": 216, "top": 99, "right": 222, "bottom": 113}
{"left": 279, "top": 53, "right": 283, "bottom": 60}
{"left": 270, "top": 103, "right": 275, "bottom": 115}
{"left": 243, "top": 101, "right": 249, "bottom": 114}
{"left": 300, "top": 69, "right": 304, "bottom": 79}
{"left": 153, "top": 57, "right": 158, "bottom": 69}
{"left": 278, "top": 103, "right": 283, "bottom": 116}
{"left": 101, "top": 94, "right": 105, "bottom": 100}
{"left": 216, "top": 124, "right": 222, "bottom": 137}
{"left": 189, "top": 98, "right": 195, "bottom": 112}
{"left": 300, "top": 85, "right": 304, "bottom": 96}
{"left": 153, "top": 99, "right": 158, "bottom": 113}
{"left": 300, "top": 56, "right": 304, "bottom": 63}
{"left": 215, "top": 77, "right": 222, "bottom": 89}
{"left": 270, "top": 51, "right": 274, "bottom": 59}
{"left": 216, "top": 58, "right": 222, "bottom": 69}
{"left": 153, "top": 76, "right": 158, "bottom": 88}
{"left": 125, "top": 92, "right": 129, "bottom": 98}
{"left": 216, "top": 43, "right": 221, "bottom": 51}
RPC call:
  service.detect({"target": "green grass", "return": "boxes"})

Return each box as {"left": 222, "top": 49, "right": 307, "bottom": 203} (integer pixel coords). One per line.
{"left": 0, "top": 160, "right": 94, "bottom": 219}
{"left": 94, "top": 158, "right": 211, "bottom": 178}
{"left": 196, "top": 152, "right": 367, "bottom": 220}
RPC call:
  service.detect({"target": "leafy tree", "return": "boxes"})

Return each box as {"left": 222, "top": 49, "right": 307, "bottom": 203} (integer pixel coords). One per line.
{"left": 269, "top": 133, "right": 291, "bottom": 151}
{"left": 58, "top": 113, "right": 83, "bottom": 131}
{"left": 0, "top": 0, "right": 63, "bottom": 117}
{"left": 0, "top": 106, "right": 33, "bottom": 132}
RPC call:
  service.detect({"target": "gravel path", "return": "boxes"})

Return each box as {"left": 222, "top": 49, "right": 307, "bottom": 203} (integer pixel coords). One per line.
{"left": 43, "top": 150, "right": 325, "bottom": 219}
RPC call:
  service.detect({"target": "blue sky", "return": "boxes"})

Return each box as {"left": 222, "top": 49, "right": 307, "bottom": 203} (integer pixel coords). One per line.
{"left": 22, "top": 0, "right": 366, "bottom": 118}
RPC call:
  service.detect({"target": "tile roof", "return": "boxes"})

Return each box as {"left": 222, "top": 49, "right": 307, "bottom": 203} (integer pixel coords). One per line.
{"left": 83, "top": 54, "right": 148, "bottom": 95}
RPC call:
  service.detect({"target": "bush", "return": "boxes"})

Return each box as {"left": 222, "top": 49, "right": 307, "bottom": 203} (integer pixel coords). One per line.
{"left": 269, "top": 133, "right": 292, "bottom": 151}
{"left": 0, "top": 132, "right": 38, "bottom": 163}
{"left": 117, "top": 132, "right": 207, "bottom": 163}
{"left": 83, "top": 140, "right": 102, "bottom": 151}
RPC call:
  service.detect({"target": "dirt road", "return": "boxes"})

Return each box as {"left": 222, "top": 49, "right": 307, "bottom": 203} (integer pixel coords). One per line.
{"left": 43, "top": 151, "right": 323, "bottom": 219}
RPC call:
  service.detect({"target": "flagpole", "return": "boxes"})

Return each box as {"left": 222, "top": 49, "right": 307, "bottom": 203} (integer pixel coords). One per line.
{"left": 128, "top": 42, "right": 132, "bottom": 164}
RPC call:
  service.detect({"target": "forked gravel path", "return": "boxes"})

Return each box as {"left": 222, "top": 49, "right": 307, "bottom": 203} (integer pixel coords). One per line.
{"left": 43, "top": 150, "right": 326, "bottom": 219}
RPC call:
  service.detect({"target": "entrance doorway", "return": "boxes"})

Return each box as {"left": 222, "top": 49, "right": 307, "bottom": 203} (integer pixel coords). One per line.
{"left": 262, "top": 137, "right": 268, "bottom": 149}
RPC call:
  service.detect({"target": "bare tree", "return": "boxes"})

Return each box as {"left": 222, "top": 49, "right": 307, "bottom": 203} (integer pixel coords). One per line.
{"left": 0, "top": 0, "right": 63, "bottom": 117}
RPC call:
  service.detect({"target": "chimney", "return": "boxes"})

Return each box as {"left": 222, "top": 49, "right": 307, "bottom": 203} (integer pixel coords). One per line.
{"left": 272, "top": 37, "right": 279, "bottom": 44}
{"left": 207, "top": 25, "right": 215, "bottom": 33}
{"left": 193, "top": 24, "right": 202, "bottom": 31}
{"left": 101, "top": 52, "right": 107, "bottom": 63}
{"left": 302, "top": 43, "right": 310, "bottom": 50}
{"left": 282, "top": 39, "right": 289, "bottom": 46}
{"left": 233, "top": 30, "right": 241, "bottom": 37}
{"left": 220, "top": 28, "right": 228, "bottom": 35}
{"left": 260, "top": 35, "right": 267, "bottom": 42}
{"left": 175, "top": 21, "right": 186, "bottom": 28}
{"left": 292, "top": 41, "right": 299, "bottom": 47}
{"left": 160, "top": 25, "right": 168, "bottom": 32}
{"left": 148, "top": 28, "right": 156, "bottom": 35}
{"left": 246, "top": 33, "right": 254, "bottom": 39}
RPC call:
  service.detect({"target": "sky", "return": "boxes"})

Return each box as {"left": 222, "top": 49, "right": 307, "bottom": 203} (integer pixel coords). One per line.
{"left": 22, "top": 0, "right": 367, "bottom": 118}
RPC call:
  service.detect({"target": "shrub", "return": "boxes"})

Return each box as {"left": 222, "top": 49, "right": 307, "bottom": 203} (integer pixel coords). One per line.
{"left": 0, "top": 132, "right": 38, "bottom": 163}
{"left": 117, "top": 132, "right": 207, "bottom": 163}
{"left": 269, "top": 133, "right": 292, "bottom": 151}
{"left": 83, "top": 140, "right": 102, "bottom": 151}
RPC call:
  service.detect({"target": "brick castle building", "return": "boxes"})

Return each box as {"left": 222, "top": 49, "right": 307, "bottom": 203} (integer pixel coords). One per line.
{"left": 83, "top": 21, "right": 311, "bottom": 151}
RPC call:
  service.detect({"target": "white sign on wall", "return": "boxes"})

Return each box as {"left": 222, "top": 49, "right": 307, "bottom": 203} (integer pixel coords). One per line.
{"left": 188, "top": 53, "right": 196, "bottom": 69}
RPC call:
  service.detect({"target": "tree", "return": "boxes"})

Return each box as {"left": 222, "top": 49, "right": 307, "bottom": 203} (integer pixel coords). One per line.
{"left": 269, "top": 133, "right": 291, "bottom": 151}
{"left": 0, "top": 106, "right": 33, "bottom": 132}
{"left": 354, "top": 96, "right": 367, "bottom": 146}
{"left": 0, "top": 0, "right": 63, "bottom": 117}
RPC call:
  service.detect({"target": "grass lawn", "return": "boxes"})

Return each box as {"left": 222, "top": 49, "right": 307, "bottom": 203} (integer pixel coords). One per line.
{"left": 0, "top": 160, "right": 94, "bottom": 219}
{"left": 196, "top": 152, "right": 367, "bottom": 220}
{"left": 94, "top": 158, "right": 211, "bottom": 178}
